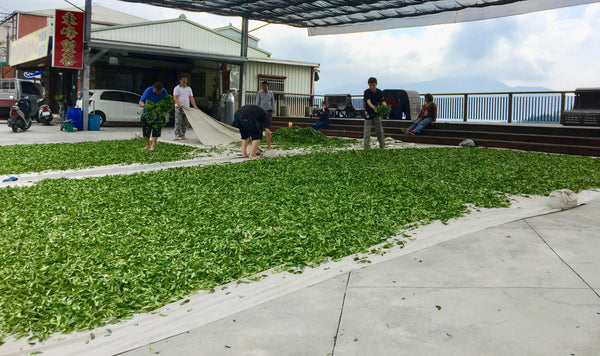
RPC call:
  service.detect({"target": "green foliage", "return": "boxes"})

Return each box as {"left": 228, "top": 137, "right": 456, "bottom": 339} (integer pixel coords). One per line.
{"left": 271, "top": 126, "right": 355, "bottom": 149}
{"left": 376, "top": 104, "right": 392, "bottom": 119}
{"left": 0, "top": 139, "right": 197, "bottom": 175}
{"left": 143, "top": 94, "right": 175, "bottom": 120}
{"left": 1, "top": 148, "right": 600, "bottom": 340}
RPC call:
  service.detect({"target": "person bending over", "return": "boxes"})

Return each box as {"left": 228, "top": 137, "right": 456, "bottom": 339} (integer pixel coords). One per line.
{"left": 233, "top": 104, "right": 269, "bottom": 159}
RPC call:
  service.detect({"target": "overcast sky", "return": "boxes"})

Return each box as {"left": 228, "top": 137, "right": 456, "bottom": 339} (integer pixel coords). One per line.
{"left": 4, "top": 1, "right": 600, "bottom": 94}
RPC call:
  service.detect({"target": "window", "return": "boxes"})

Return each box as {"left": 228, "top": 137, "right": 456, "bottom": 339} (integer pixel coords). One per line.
{"left": 21, "top": 81, "right": 40, "bottom": 96}
{"left": 100, "top": 91, "right": 123, "bottom": 102}
{"left": 123, "top": 92, "right": 141, "bottom": 104}
{"left": 258, "top": 75, "right": 286, "bottom": 93}
{"left": 1, "top": 80, "right": 16, "bottom": 90}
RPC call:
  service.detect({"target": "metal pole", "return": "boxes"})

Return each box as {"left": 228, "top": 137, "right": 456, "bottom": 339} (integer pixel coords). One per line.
{"left": 239, "top": 17, "right": 249, "bottom": 107}
{"left": 507, "top": 93, "right": 513, "bottom": 123}
{"left": 80, "top": 0, "right": 92, "bottom": 130}
{"left": 463, "top": 94, "right": 468, "bottom": 122}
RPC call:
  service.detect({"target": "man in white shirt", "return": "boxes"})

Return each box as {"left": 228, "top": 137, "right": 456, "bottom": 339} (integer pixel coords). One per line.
{"left": 256, "top": 81, "right": 274, "bottom": 149}
{"left": 173, "top": 74, "right": 198, "bottom": 140}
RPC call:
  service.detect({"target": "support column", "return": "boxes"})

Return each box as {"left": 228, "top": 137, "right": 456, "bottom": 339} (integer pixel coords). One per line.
{"left": 80, "top": 0, "right": 92, "bottom": 130}
{"left": 239, "top": 18, "right": 249, "bottom": 106}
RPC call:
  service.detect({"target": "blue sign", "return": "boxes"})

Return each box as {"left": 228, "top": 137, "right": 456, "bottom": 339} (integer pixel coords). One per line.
{"left": 24, "top": 71, "right": 43, "bottom": 78}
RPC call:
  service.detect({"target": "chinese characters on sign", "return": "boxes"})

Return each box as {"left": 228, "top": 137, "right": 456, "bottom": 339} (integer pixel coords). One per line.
{"left": 52, "top": 10, "right": 84, "bottom": 69}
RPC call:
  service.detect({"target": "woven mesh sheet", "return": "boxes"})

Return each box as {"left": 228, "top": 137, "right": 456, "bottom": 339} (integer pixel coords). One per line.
{"left": 116, "top": 0, "right": 599, "bottom": 35}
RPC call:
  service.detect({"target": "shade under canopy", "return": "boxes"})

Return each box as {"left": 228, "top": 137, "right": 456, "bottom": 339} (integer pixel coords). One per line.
{"left": 117, "top": 0, "right": 599, "bottom": 35}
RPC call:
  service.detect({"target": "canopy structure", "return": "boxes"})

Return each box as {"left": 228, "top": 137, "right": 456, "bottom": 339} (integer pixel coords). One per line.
{"left": 118, "top": 0, "right": 600, "bottom": 35}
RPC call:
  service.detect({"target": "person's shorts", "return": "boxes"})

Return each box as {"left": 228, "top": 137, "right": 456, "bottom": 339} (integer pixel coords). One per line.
{"left": 234, "top": 115, "right": 263, "bottom": 141}
{"left": 263, "top": 110, "right": 272, "bottom": 129}
{"left": 141, "top": 114, "right": 163, "bottom": 138}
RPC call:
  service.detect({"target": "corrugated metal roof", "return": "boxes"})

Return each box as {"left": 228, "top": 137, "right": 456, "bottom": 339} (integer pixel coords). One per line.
{"left": 249, "top": 57, "right": 318, "bottom": 68}
{"left": 214, "top": 24, "right": 260, "bottom": 44}
{"left": 89, "top": 38, "right": 248, "bottom": 64}
{"left": 92, "top": 16, "right": 272, "bottom": 58}
{"left": 23, "top": 4, "right": 148, "bottom": 27}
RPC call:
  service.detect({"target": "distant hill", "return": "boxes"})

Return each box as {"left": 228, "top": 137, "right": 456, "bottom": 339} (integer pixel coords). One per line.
{"left": 402, "top": 77, "right": 551, "bottom": 94}
{"left": 316, "top": 77, "right": 551, "bottom": 95}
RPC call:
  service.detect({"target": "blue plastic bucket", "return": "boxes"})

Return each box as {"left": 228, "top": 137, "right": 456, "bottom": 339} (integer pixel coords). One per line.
{"left": 88, "top": 114, "right": 101, "bottom": 131}
{"left": 67, "top": 108, "right": 83, "bottom": 130}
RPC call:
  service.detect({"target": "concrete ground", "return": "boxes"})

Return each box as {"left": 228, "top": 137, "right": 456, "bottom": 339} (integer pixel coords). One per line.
{"left": 0, "top": 121, "right": 193, "bottom": 146}
{"left": 1, "top": 123, "right": 599, "bottom": 356}
{"left": 118, "top": 198, "right": 600, "bottom": 356}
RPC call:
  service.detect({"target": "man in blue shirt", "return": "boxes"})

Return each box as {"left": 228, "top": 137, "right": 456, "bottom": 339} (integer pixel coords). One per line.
{"left": 139, "top": 82, "right": 168, "bottom": 151}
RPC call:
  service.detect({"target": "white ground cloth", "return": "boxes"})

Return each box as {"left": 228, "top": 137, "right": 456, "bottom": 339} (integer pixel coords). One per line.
{"left": 182, "top": 107, "right": 239, "bottom": 146}
{"left": 4, "top": 190, "right": 598, "bottom": 356}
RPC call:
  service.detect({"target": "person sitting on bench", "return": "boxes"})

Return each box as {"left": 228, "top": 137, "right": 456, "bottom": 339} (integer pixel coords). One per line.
{"left": 312, "top": 102, "right": 331, "bottom": 131}
{"left": 404, "top": 94, "right": 437, "bottom": 135}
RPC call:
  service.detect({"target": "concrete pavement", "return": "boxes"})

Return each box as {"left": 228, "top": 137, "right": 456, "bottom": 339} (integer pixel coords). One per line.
{"left": 0, "top": 121, "right": 198, "bottom": 146}
{"left": 1, "top": 123, "right": 599, "bottom": 355}
{"left": 117, "top": 197, "right": 600, "bottom": 356}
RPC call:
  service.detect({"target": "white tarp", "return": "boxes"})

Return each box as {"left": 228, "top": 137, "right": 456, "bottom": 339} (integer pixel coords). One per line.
{"left": 308, "top": 0, "right": 600, "bottom": 35}
{"left": 182, "top": 107, "right": 239, "bottom": 146}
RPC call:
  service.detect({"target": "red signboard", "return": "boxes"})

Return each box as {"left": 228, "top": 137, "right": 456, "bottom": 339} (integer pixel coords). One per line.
{"left": 52, "top": 10, "right": 84, "bottom": 69}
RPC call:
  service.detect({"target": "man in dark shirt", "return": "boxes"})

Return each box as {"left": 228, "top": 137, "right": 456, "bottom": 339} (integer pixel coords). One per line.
{"left": 233, "top": 104, "right": 269, "bottom": 159}
{"left": 363, "top": 77, "right": 386, "bottom": 149}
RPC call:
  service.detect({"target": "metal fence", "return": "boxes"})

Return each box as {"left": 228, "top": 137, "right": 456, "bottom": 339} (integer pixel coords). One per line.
{"left": 425, "top": 92, "right": 575, "bottom": 123}
{"left": 245, "top": 92, "right": 313, "bottom": 117}
{"left": 246, "top": 91, "right": 576, "bottom": 124}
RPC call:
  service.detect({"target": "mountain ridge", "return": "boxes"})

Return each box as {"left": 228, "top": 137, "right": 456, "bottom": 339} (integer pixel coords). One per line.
{"left": 315, "top": 77, "right": 553, "bottom": 95}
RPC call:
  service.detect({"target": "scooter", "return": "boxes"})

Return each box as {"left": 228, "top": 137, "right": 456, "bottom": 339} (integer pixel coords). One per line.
{"left": 7, "top": 98, "right": 33, "bottom": 132}
{"left": 34, "top": 98, "right": 53, "bottom": 125}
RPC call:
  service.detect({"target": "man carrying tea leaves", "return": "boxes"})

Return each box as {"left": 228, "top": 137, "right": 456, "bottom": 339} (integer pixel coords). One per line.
{"left": 363, "top": 77, "right": 387, "bottom": 149}
{"left": 139, "top": 82, "right": 169, "bottom": 151}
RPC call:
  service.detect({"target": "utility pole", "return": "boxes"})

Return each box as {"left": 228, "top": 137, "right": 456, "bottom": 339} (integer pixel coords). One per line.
{"left": 239, "top": 17, "right": 248, "bottom": 106}
{"left": 80, "top": 0, "right": 92, "bottom": 130}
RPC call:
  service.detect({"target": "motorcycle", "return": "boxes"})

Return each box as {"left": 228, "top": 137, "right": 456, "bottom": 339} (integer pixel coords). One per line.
{"left": 34, "top": 98, "right": 53, "bottom": 125}
{"left": 7, "top": 98, "right": 33, "bottom": 132}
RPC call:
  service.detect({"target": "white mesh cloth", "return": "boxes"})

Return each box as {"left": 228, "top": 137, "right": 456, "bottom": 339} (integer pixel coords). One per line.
{"left": 182, "top": 107, "right": 239, "bottom": 146}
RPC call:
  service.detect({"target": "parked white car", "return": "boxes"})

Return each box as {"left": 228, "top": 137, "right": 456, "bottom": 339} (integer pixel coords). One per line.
{"left": 76, "top": 89, "right": 141, "bottom": 125}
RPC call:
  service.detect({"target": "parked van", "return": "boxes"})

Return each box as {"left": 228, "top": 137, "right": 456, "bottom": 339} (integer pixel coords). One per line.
{"left": 0, "top": 79, "right": 43, "bottom": 120}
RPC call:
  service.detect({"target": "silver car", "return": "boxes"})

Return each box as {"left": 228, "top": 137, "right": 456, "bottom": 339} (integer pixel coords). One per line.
{"left": 0, "top": 79, "right": 43, "bottom": 120}
{"left": 76, "top": 89, "right": 142, "bottom": 125}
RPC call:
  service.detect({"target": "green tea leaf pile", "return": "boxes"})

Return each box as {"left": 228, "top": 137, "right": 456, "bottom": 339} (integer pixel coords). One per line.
{"left": 0, "top": 140, "right": 197, "bottom": 175}
{"left": 271, "top": 126, "right": 353, "bottom": 148}
{"left": 376, "top": 104, "right": 392, "bottom": 119}
{"left": 143, "top": 94, "right": 175, "bottom": 120}
{"left": 1, "top": 148, "right": 599, "bottom": 340}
